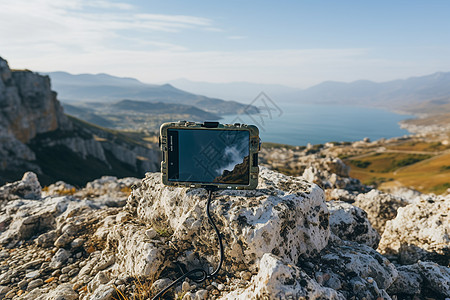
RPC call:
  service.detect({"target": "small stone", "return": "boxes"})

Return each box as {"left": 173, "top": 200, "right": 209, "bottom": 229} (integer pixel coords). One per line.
{"left": 0, "top": 251, "right": 10, "bottom": 259}
{"left": 68, "top": 268, "right": 79, "bottom": 277}
{"left": 45, "top": 277, "right": 56, "bottom": 283}
{"left": 52, "top": 269, "right": 61, "bottom": 277}
{"left": 59, "top": 274, "right": 69, "bottom": 282}
{"left": 54, "top": 232, "right": 73, "bottom": 248}
{"left": 182, "top": 292, "right": 193, "bottom": 300}
{"left": 25, "top": 270, "right": 40, "bottom": 279}
{"left": 240, "top": 271, "right": 252, "bottom": 281}
{"left": 217, "top": 283, "right": 225, "bottom": 290}
{"left": 49, "top": 248, "right": 69, "bottom": 269}
{"left": 76, "top": 252, "right": 82, "bottom": 259}
{"left": 61, "top": 266, "right": 71, "bottom": 274}
{"left": 17, "top": 279, "right": 28, "bottom": 290}
{"left": 72, "top": 281, "right": 83, "bottom": 291}
{"left": 27, "top": 278, "right": 44, "bottom": 290}
{"left": 182, "top": 281, "right": 190, "bottom": 292}
{"left": 196, "top": 289, "right": 208, "bottom": 300}
{"left": 151, "top": 278, "right": 173, "bottom": 291}
{"left": 145, "top": 228, "right": 158, "bottom": 239}
{"left": 71, "top": 238, "right": 85, "bottom": 249}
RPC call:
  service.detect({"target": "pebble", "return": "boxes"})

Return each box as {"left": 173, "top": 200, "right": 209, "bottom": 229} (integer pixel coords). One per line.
{"left": 27, "top": 278, "right": 44, "bottom": 290}
{"left": 145, "top": 228, "right": 158, "bottom": 239}
{"left": 71, "top": 238, "right": 85, "bottom": 249}
{"left": 217, "top": 283, "right": 225, "bottom": 290}
{"left": 240, "top": 271, "right": 252, "bottom": 281}
{"left": 49, "top": 248, "right": 69, "bottom": 269}
{"left": 61, "top": 266, "right": 72, "bottom": 274}
{"left": 25, "top": 270, "right": 40, "bottom": 279}
{"left": 68, "top": 268, "right": 79, "bottom": 277}
{"left": 0, "top": 251, "right": 10, "bottom": 259}
{"left": 196, "top": 289, "right": 208, "bottom": 300}
{"left": 52, "top": 270, "right": 61, "bottom": 277}
{"left": 182, "top": 281, "right": 190, "bottom": 292}
{"left": 45, "top": 277, "right": 57, "bottom": 283}
{"left": 17, "top": 279, "right": 28, "bottom": 290}
{"left": 59, "top": 274, "right": 69, "bottom": 282}
{"left": 151, "top": 278, "right": 173, "bottom": 291}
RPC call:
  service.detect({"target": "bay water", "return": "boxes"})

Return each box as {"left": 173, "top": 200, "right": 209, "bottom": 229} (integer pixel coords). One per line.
{"left": 220, "top": 103, "right": 414, "bottom": 146}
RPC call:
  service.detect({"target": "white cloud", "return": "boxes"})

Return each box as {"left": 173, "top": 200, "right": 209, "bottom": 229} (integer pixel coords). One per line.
{"left": 0, "top": 0, "right": 214, "bottom": 53}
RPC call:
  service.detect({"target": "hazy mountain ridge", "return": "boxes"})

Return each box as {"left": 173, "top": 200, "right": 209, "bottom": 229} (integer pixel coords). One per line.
{"left": 44, "top": 71, "right": 259, "bottom": 115}
{"left": 169, "top": 72, "right": 450, "bottom": 113}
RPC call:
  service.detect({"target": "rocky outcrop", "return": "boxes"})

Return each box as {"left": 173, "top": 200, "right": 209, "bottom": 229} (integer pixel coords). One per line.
{"left": 378, "top": 194, "right": 450, "bottom": 265}
{"left": 352, "top": 189, "right": 408, "bottom": 234}
{"left": 0, "top": 58, "right": 71, "bottom": 143}
{"left": 0, "top": 57, "right": 159, "bottom": 186}
{"left": 327, "top": 200, "right": 380, "bottom": 249}
{"left": 0, "top": 170, "right": 449, "bottom": 299}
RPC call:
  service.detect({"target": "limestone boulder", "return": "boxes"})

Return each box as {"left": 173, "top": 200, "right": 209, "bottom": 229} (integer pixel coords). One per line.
{"left": 378, "top": 195, "right": 450, "bottom": 265}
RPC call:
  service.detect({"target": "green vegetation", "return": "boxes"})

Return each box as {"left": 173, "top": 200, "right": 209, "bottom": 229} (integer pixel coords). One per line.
{"left": 345, "top": 139, "right": 450, "bottom": 194}
{"left": 392, "top": 154, "right": 432, "bottom": 169}
{"left": 440, "top": 165, "right": 450, "bottom": 172}
{"left": 350, "top": 160, "right": 371, "bottom": 168}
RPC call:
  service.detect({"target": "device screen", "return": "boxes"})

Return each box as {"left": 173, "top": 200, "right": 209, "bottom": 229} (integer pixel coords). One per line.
{"left": 167, "top": 129, "right": 250, "bottom": 184}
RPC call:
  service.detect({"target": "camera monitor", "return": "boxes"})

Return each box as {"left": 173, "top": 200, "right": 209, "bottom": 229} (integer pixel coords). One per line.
{"left": 160, "top": 121, "right": 259, "bottom": 190}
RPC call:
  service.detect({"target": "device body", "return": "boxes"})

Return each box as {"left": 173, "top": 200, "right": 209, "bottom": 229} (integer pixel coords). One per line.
{"left": 160, "top": 121, "right": 259, "bottom": 190}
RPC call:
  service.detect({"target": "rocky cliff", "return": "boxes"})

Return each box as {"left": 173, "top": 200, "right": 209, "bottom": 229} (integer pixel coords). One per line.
{"left": 0, "top": 57, "right": 159, "bottom": 186}
{"left": 0, "top": 168, "right": 448, "bottom": 299}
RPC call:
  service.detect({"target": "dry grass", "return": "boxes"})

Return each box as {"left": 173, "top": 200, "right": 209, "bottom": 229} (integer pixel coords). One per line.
{"left": 113, "top": 278, "right": 155, "bottom": 300}
{"left": 347, "top": 150, "right": 450, "bottom": 194}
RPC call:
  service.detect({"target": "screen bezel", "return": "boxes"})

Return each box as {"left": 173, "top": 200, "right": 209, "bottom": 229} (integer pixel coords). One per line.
{"left": 160, "top": 122, "right": 259, "bottom": 190}
{"left": 167, "top": 128, "right": 250, "bottom": 184}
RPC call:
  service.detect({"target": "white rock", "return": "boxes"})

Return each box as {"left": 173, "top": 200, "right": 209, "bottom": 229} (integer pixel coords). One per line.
{"left": 43, "top": 283, "right": 78, "bottom": 300}
{"left": 353, "top": 189, "right": 408, "bottom": 234}
{"left": 127, "top": 168, "right": 330, "bottom": 272}
{"left": 221, "top": 253, "right": 344, "bottom": 299}
{"left": 327, "top": 200, "right": 380, "bottom": 248}
{"left": 49, "top": 248, "right": 70, "bottom": 269}
{"left": 145, "top": 228, "right": 158, "bottom": 239}
{"left": 378, "top": 195, "right": 450, "bottom": 264}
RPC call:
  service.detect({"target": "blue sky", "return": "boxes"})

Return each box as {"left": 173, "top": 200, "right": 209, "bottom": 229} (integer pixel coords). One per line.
{"left": 1, "top": 0, "right": 449, "bottom": 87}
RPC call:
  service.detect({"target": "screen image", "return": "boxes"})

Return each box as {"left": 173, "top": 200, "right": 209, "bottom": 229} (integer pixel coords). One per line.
{"left": 167, "top": 129, "right": 250, "bottom": 184}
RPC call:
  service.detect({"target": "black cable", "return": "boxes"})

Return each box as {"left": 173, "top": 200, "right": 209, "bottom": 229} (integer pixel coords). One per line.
{"left": 151, "top": 189, "right": 224, "bottom": 299}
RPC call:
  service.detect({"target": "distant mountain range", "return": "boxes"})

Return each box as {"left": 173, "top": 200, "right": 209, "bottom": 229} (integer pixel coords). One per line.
{"left": 44, "top": 71, "right": 258, "bottom": 116}
{"left": 63, "top": 99, "right": 220, "bottom": 130}
{"left": 169, "top": 72, "right": 450, "bottom": 113}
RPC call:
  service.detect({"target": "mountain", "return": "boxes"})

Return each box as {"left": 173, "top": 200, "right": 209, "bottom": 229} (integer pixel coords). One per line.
{"left": 110, "top": 99, "right": 219, "bottom": 119}
{"left": 170, "top": 72, "right": 450, "bottom": 114}
{"left": 44, "top": 72, "right": 258, "bottom": 115}
{"left": 0, "top": 57, "right": 160, "bottom": 186}
{"left": 296, "top": 72, "right": 450, "bottom": 111}
{"left": 168, "top": 78, "right": 302, "bottom": 103}
{"left": 62, "top": 99, "right": 219, "bottom": 131}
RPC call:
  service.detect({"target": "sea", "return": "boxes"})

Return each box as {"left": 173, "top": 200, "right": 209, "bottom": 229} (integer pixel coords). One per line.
{"left": 220, "top": 103, "right": 414, "bottom": 146}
